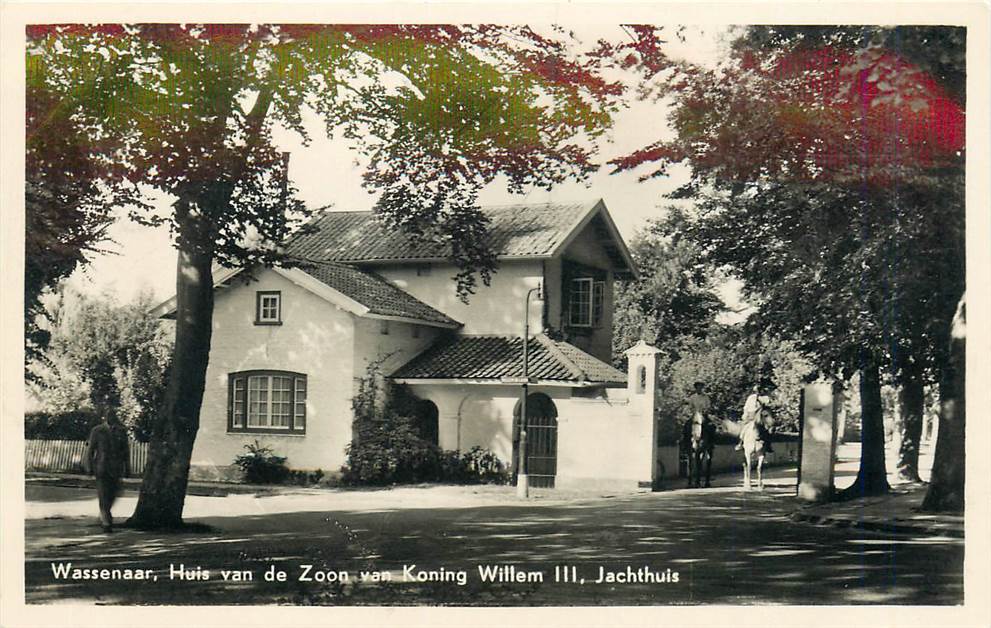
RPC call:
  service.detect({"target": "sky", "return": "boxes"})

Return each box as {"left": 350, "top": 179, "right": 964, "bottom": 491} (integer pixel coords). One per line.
{"left": 65, "top": 25, "right": 738, "bottom": 307}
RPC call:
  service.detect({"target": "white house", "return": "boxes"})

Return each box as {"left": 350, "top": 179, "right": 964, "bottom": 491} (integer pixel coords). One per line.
{"left": 153, "top": 199, "right": 667, "bottom": 489}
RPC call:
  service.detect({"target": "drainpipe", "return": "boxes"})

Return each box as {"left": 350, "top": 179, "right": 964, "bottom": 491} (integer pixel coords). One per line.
{"left": 516, "top": 283, "right": 542, "bottom": 499}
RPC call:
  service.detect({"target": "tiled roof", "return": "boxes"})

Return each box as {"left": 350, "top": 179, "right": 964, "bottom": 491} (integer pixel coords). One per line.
{"left": 391, "top": 334, "right": 626, "bottom": 384}
{"left": 286, "top": 201, "right": 600, "bottom": 263}
{"left": 300, "top": 262, "right": 460, "bottom": 327}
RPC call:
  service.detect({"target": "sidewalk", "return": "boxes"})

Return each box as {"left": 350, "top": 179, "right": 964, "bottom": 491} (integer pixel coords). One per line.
{"left": 790, "top": 482, "right": 964, "bottom": 538}
{"left": 788, "top": 442, "right": 963, "bottom": 539}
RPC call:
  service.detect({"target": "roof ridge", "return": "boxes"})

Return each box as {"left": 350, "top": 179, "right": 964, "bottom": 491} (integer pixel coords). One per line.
{"left": 534, "top": 334, "right": 586, "bottom": 381}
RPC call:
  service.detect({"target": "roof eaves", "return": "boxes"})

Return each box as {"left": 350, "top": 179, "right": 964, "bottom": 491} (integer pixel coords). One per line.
{"left": 544, "top": 198, "right": 603, "bottom": 261}
{"left": 149, "top": 265, "right": 246, "bottom": 319}
{"left": 363, "top": 312, "right": 462, "bottom": 329}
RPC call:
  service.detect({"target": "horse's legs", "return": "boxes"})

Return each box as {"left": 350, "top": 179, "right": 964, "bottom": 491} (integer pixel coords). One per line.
{"left": 756, "top": 454, "right": 765, "bottom": 490}
{"left": 742, "top": 450, "right": 751, "bottom": 490}
{"left": 703, "top": 453, "right": 712, "bottom": 488}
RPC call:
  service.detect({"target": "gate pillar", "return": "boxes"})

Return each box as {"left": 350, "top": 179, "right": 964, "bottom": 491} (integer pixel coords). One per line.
{"left": 624, "top": 340, "right": 662, "bottom": 488}
{"left": 798, "top": 381, "right": 842, "bottom": 501}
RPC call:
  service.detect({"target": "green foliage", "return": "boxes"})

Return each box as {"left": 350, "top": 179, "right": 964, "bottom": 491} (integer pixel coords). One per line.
{"left": 659, "top": 327, "right": 812, "bottom": 434}
{"left": 611, "top": 214, "right": 723, "bottom": 369}
{"left": 27, "top": 288, "right": 172, "bottom": 442}
{"left": 24, "top": 409, "right": 102, "bottom": 441}
{"left": 25, "top": 24, "right": 634, "bottom": 300}
{"left": 610, "top": 214, "right": 811, "bottom": 435}
{"left": 343, "top": 365, "right": 508, "bottom": 486}
{"left": 233, "top": 441, "right": 290, "bottom": 484}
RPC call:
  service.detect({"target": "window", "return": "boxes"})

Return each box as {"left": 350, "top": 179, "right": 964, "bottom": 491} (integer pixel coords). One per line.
{"left": 380, "top": 320, "right": 390, "bottom": 335}
{"left": 569, "top": 279, "right": 606, "bottom": 327}
{"left": 416, "top": 264, "right": 432, "bottom": 277}
{"left": 256, "top": 291, "right": 281, "bottom": 325}
{"left": 229, "top": 371, "right": 306, "bottom": 433}
{"left": 592, "top": 281, "right": 605, "bottom": 326}
{"left": 411, "top": 325, "right": 421, "bottom": 339}
{"left": 569, "top": 278, "right": 592, "bottom": 326}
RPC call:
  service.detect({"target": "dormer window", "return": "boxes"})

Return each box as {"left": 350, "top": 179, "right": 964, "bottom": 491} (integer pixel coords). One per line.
{"left": 256, "top": 291, "right": 282, "bottom": 325}
{"left": 568, "top": 278, "right": 605, "bottom": 327}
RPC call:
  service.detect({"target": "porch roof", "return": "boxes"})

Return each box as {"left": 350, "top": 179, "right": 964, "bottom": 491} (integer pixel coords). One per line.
{"left": 390, "top": 334, "right": 627, "bottom": 385}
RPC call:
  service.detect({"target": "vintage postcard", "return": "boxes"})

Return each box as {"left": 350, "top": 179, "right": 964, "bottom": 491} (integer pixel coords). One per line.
{"left": 1, "top": 2, "right": 989, "bottom": 627}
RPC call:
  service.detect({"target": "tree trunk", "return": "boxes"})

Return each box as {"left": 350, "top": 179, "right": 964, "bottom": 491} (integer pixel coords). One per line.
{"left": 838, "top": 360, "right": 890, "bottom": 499}
{"left": 922, "top": 295, "right": 965, "bottom": 512}
{"left": 895, "top": 358, "right": 925, "bottom": 482}
{"left": 126, "top": 206, "right": 215, "bottom": 529}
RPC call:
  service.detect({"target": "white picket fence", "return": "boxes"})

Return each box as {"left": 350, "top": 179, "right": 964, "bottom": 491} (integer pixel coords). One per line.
{"left": 25, "top": 439, "right": 148, "bottom": 477}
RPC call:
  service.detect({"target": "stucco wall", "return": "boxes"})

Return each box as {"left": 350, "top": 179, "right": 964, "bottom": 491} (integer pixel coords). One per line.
{"left": 406, "top": 384, "right": 654, "bottom": 489}
{"left": 353, "top": 317, "right": 442, "bottom": 382}
{"left": 372, "top": 261, "right": 545, "bottom": 335}
{"left": 190, "top": 269, "right": 357, "bottom": 478}
{"left": 655, "top": 440, "right": 801, "bottom": 487}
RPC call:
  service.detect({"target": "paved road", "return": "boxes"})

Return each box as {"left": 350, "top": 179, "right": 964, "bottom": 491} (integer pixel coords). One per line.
{"left": 23, "top": 469, "right": 962, "bottom": 606}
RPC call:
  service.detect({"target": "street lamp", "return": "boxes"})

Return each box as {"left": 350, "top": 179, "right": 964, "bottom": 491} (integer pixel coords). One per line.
{"left": 516, "top": 283, "right": 542, "bottom": 499}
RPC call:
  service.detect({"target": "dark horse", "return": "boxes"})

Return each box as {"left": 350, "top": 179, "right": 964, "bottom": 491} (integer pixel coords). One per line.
{"left": 681, "top": 411, "right": 716, "bottom": 488}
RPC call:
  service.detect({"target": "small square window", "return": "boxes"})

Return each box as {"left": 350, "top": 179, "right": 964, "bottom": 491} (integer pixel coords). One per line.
{"left": 416, "top": 264, "right": 432, "bottom": 277}
{"left": 411, "top": 325, "right": 421, "bottom": 339}
{"left": 380, "top": 320, "right": 390, "bottom": 335}
{"left": 256, "top": 292, "right": 282, "bottom": 325}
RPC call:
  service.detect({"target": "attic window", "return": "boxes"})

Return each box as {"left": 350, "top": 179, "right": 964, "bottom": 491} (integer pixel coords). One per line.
{"left": 256, "top": 291, "right": 281, "bottom": 325}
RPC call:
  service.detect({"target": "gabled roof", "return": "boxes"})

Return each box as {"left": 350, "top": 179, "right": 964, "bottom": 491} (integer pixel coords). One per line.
{"left": 300, "top": 262, "right": 460, "bottom": 326}
{"left": 286, "top": 199, "right": 636, "bottom": 276}
{"left": 150, "top": 262, "right": 460, "bottom": 328}
{"left": 390, "top": 334, "right": 627, "bottom": 386}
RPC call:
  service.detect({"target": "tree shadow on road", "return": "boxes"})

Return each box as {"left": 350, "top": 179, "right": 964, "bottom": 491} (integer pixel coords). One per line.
{"left": 24, "top": 484, "right": 963, "bottom": 606}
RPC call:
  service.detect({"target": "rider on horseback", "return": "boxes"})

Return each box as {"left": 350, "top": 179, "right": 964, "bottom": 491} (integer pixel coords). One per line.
{"left": 735, "top": 382, "right": 774, "bottom": 453}
{"left": 687, "top": 381, "right": 711, "bottom": 420}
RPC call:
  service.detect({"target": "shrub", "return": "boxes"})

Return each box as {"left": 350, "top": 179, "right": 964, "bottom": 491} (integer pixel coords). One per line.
{"left": 234, "top": 441, "right": 290, "bottom": 484}
{"left": 287, "top": 469, "right": 325, "bottom": 486}
{"left": 24, "top": 409, "right": 101, "bottom": 440}
{"left": 461, "top": 446, "right": 510, "bottom": 484}
{"left": 341, "top": 363, "right": 510, "bottom": 486}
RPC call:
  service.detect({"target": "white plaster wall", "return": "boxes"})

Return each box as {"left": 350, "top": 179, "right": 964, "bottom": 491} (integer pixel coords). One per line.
{"left": 555, "top": 397, "right": 652, "bottom": 489}
{"left": 372, "top": 261, "right": 546, "bottom": 335}
{"left": 405, "top": 384, "right": 657, "bottom": 489}
{"left": 353, "top": 317, "right": 442, "bottom": 381}
{"left": 655, "top": 440, "right": 801, "bottom": 486}
{"left": 191, "top": 269, "right": 356, "bottom": 477}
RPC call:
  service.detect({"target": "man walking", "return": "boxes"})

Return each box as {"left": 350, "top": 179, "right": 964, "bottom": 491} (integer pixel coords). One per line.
{"left": 84, "top": 412, "right": 130, "bottom": 532}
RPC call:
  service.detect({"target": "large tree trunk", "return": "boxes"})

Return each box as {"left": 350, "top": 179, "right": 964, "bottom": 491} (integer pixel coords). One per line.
{"left": 838, "top": 360, "right": 890, "bottom": 499}
{"left": 127, "top": 206, "right": 215, "bottom": 529}
{"left": 922, "top": 295, "right": 965, "bottom": 512}
{"left": 895, "top": 358, "right": 925, "bottom": 482}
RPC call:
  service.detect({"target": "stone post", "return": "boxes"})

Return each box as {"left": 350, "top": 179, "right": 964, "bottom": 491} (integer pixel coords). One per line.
{"left": 798, "top": 381, "right": 841, "bottom": 501}
{"left": 624, "top": 340, "right": 662, "bottom": 488}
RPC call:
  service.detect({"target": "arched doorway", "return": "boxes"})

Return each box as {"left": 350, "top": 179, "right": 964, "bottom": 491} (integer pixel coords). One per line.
{"left": 512, "top": 393, "right": 558, "bottom": 488}
{"left": 413, "top": 399, "right": 439, "bottom": 446}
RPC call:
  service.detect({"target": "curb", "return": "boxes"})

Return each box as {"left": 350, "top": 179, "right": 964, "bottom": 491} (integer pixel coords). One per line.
{"left": 25, "top": 474, "right": 302, "bottom": 498}
{"left": 788, "top": 510, "right": 964, "bottom": 539}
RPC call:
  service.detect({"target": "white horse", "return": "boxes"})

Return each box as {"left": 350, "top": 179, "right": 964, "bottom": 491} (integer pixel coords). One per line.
{"left": 740, "top": 420, "right": 767, "bottom": 491}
